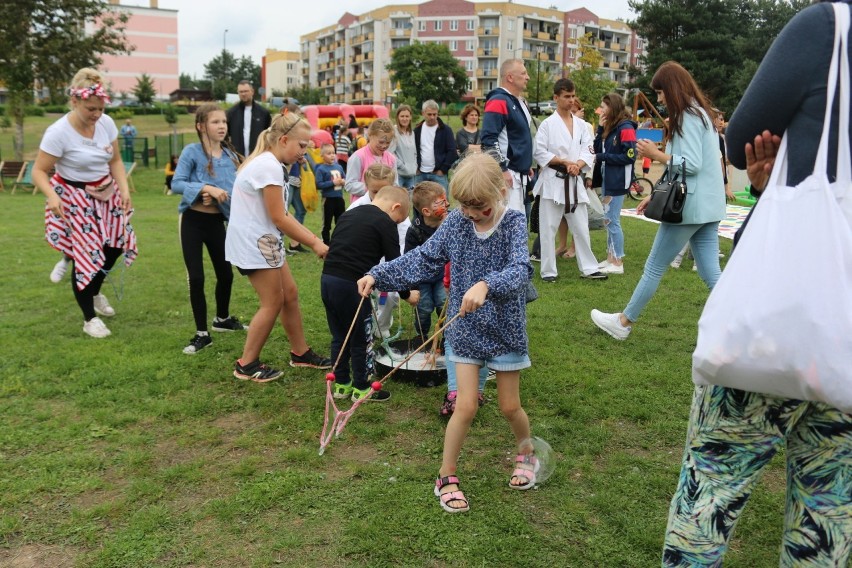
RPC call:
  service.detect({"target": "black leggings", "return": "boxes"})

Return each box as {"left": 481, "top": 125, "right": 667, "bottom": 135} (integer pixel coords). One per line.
{"left": 322, "top": 196, "right": 345, "bottom": 244}
{"left": 73, "top": 247, "right": 123, "bottom": 320}
{"left": 180, "top": 209, "right": 233, "bottom": 331}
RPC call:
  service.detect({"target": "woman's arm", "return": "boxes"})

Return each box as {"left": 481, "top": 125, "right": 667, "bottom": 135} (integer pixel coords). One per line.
{"left": 261, "top": 184, "right": 327, "bottom": 258}
{"left": 33, "top": 150, "right": 63, "bottom": 219}
{"left": 108, "top": 140, "right": 133, "bottom": 213}
{"left": 598, "top": 124, "right": 637, "bottom": 166}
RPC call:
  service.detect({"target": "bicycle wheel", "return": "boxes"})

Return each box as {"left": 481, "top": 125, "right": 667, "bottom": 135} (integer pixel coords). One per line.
{"left": 629, "top": 177, "right": 654, "bottom": 200}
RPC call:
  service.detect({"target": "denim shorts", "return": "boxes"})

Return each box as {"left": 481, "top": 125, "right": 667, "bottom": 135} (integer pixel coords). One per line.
{"left": 449, "top": 351, "right": 531, "bottom": 372}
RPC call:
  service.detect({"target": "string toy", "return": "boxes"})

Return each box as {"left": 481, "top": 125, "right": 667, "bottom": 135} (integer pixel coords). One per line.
{"left": 318, "top": 298, "right": 462, "bottom": 456}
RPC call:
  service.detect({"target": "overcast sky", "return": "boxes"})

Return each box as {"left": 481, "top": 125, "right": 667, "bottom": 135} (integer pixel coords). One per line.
{"left": 129, "top": 0, "right": 636, "bottom": 78}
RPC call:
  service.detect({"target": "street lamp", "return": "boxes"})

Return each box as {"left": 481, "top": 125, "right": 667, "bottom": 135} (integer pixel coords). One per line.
{"left": 223, "top": 29, "right": 229, "bottom": 54}
{"left": 534, "top": 45, "right": 543, "bottom": 112}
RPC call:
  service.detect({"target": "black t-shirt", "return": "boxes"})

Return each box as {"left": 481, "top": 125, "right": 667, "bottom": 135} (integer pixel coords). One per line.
{"left": 322, "top": 204, "right": 404, "bottom": 285}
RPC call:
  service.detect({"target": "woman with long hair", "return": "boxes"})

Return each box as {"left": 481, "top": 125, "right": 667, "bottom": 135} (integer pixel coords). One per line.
{"left": 593, "top": 92, "right": 637, "bottom": 275}
{"left": 225, "top": 113, "right": 332, "bottom": 381}
{"left": 391, "top": 105, "right": 416, "bottom": 190}
{"left": 591, "top": 62, "right": 725, "bottom": 340}
{"left": 33, "top": 67, "right": 137, "bottom": 338}
{"left": 172, "top": 103, "right": 246, "bottom": 355}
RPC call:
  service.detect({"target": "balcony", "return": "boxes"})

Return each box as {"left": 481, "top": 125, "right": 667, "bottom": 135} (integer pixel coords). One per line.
{"left": 393, "top": 28, "right": 411, "bottom": 38}
{"left": 523, "top": 29, "right": 532, "bottom": 38}
{"left": 477, "top": 47, "right": 497, "bottom": 57}
{"left": 476, "top": 68, "right": 498, "bottom": 78}
{"left": 365, "top": 51, "right": 374, "bottom": 61}
{"left": 478, "top": 26, "right": 496, "bottom": 36}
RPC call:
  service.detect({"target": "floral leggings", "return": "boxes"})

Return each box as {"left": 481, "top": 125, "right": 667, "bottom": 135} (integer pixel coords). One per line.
{"left": 663, "top": 385, "right": 852, "bottom": 567}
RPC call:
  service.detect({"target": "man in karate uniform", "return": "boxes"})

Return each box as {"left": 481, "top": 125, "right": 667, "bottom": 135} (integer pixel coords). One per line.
{"left": 532, "top": 78, "right": 606, "bottom": 282}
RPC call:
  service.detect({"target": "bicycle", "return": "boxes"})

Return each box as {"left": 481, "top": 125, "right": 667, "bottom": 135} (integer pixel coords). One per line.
{"left": 628, "top": 163, "right": 654, "bottom": 201}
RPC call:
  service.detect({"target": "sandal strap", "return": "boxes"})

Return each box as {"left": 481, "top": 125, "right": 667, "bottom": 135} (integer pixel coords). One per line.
{"left": 436, "top": 475, "right": 460, "bottom": 489}
{"left": 512, "top": 467, "right": 534, "bottom": 480}
{"left": 440, "top": 490, "right": 468, "bottom": 507}
{"left": 515, "top": 454, "right": 537, "bottom": 465}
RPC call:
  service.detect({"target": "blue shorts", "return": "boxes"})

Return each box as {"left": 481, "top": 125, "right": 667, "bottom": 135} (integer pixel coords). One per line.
{"left": 449, "top": 351, "right": 531, "bottom": 372}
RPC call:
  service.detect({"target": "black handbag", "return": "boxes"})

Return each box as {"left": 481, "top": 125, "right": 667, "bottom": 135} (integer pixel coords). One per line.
{"left": 645, "top": 158, "right": 687, "bottom": 223}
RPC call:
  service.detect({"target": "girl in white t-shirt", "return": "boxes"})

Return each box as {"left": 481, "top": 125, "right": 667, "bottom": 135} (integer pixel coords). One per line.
{"left": 225, "top": 113, "right": 331, "bottom": 382}
{"left": 32, "top": 68, "right": 137, "bottom": 339}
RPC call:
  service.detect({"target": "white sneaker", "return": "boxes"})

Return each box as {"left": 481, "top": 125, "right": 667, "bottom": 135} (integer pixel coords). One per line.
{"left": 50, "top": 257, "right": 70, "bottom": 283}
{"left": 598, "top": 260, "right": 609, "bottom": 269}
{"left": 93, "top": 294, "right": 115, "bottom": 317}
{"left": 83, "top": 317, "right": 111, "bottom": 338}
{"left": 600, "top": 262, "right": 624, "bottom": 275}
{"left": 670, "top": 256, "right": 683, "bottom": 269}
{"left": 692, "top": 264, "right": 698, "bottom": 272}
{"left": 590, "top": 309, "right": 631, "bottom": 340}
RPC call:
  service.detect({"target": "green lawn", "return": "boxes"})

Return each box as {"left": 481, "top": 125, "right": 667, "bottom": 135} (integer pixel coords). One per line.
{"left": 0, "top": 166, "right": 787, "bottom": 567}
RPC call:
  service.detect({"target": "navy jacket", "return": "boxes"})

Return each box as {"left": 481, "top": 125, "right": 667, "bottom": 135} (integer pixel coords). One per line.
{"left": 480, "top": 88, "right": 533, "bottom": 173}
{"left": 226, "top": 102, "right": 272, "bottom": 157}
{"left": 593, "top": 119, "right": 637, "bottom": 195}
{"left": 414, "top": 118, "right": 457, "bottom": 173}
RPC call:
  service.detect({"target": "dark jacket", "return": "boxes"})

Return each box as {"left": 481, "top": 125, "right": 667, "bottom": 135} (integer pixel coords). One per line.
{"left": 593, "top": 119, "right": 637, "bottom": 195}
{"left": 414, "top": 118, "right": 457, "bottom": 174}
{"left": 404, "top": 216, "right": 439, "bottom": 253}
{"left": 480, "top": 87, "right": 533, "bottom": 173}
{"left": 226, "top": 101, "right": 272, "bottom": 157}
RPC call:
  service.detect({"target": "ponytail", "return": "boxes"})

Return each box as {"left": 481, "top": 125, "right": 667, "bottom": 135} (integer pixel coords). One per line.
{"left": 240, "top": 113, "right": 311, "bottom": 171}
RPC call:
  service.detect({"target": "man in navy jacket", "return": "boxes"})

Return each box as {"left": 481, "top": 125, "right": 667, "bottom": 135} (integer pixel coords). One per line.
{"left": 414, "top": 100, "right": 457, "bottom": 191}
{"left": 481, "top": 59, "right": 534, "bottom": 213}
{"left": 226, "top": 81, "right": 272, "bottom": 157}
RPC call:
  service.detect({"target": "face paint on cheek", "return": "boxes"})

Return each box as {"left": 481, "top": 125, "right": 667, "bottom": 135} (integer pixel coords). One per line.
{"left": 481, "top": 208, "right": 492, "bottom": 218}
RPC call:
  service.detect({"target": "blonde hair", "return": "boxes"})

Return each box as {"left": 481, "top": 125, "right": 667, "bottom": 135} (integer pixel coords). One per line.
{"left": 363, "top": 163, "right": 396, "bottom": 186}
{"left": 412, "top": 181, "right": 445, "bottom": 211}
{"left": 69, "top": 68, "right": 104, "bottom": 91}
{"left": 241, "top": 112, "right": 310, "bottom": 170}
{"left": 368, "top": 118, "right": 394, "bottom": 138}
{"left": 450, "top": 153, "right": 505, "bottom": 207}
{"left": 374, "top": 185, "right": 410, "bottom": 210}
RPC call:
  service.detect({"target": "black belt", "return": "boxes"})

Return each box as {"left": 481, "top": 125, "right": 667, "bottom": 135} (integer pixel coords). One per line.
{"left": 547, "top": 164, "right": 578, "bottom": 213}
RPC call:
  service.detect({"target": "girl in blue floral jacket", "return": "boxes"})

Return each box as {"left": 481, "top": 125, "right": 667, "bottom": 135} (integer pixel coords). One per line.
{"left": 358, "top": 153, "right": 539, "bottom": 513}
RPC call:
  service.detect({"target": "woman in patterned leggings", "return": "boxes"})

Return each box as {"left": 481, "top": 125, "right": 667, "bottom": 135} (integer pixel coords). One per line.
{"left": 662, "top": 2, "right": 852, "bottom": 565}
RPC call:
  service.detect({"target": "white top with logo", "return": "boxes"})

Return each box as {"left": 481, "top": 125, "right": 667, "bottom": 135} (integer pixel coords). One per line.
{"left": 225, "top": 151, "right": 290, "bottom": 270}
{"left": 40, "top": 114, "right": 117, "bottom": 182}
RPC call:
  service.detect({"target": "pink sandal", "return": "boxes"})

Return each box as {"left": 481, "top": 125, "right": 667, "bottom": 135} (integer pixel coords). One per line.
{"left": 434, "top": 475, "right": 470, "bottom": 513}
{"left": 509, "top": 454, "right": 540, "bottom": 490}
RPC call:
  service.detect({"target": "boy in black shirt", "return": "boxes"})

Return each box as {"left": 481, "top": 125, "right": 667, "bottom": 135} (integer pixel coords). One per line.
{"left": 321, "top": 186, "right": 419, "bottom": 402}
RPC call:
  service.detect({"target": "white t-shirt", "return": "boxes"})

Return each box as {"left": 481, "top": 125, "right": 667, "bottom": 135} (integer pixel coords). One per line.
{"left": 225, "top": 151, "right": 290, "bottom": 269}
{"left": 243, "top": 105, "right": 252, "bottom": 153}
{"left": 40, "top": 114, "right": 118, "bottom": 182}
{"left": 419, "top": 123, "right": 438, "bottom": 173}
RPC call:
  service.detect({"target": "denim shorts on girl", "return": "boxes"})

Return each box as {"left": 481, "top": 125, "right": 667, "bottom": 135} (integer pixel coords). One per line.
{"left": 448, "top": 351, "right": 531, "bottom": 372}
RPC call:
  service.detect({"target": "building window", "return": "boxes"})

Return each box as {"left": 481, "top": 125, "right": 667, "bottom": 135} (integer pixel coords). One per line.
{"left": 466, "top": 60, "right": 474, "bottom": 71}
{"left": 418, "top": 21, "right": 426, "bottom": 31}
{"left": 467, "top": 20, "right": 475, "bottom": 31}
{"left": 508, "top": 18, "right": 514, "bottom": 31}
{"left": 450, "top": 20, "right": 458, "bottom": 31}
{"left": 466, "top": 40, "right": 474, "bottom": 51}
{"left": 450, "top": 40, "right": 458, "bottom": 51}
{"left": 507, "top": 40, "right": 513, "bottom": 51}
{"left": 435, "top": 21, "right": 442, "bottom": 31}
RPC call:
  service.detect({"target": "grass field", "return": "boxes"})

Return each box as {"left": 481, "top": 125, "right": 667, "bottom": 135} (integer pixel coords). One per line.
{"left": 0, "top": 165, "right": 789, "bottom": 567}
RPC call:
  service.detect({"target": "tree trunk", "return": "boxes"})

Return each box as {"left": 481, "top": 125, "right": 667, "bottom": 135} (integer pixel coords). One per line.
{"left": 10, "top": 93, "right": 25, "bottom": 161}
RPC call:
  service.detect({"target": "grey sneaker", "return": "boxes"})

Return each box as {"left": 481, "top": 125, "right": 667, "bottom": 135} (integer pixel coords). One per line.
{"left": 83, "top": 317, "right": 111, "bottom": 338}
{"left": 93, "top": 294, "right": 115, "bottom": 317}
{"left": 590, "top": 309, "right": 631, "bottom": 340}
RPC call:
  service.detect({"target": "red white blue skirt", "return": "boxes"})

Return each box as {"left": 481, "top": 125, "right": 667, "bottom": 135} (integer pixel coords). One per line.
{"left": 44, "top": 174, "right": 138, "bottom": 291}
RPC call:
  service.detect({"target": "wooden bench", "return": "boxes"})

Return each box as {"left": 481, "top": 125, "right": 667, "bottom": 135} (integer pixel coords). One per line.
{"left": 0, "top": 161, "right": 26, "bottom": 193}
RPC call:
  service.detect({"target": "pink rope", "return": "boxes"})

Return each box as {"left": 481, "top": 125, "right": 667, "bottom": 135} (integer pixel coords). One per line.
{"left": 319, "top": 298, "right": 462, "bottom": 455}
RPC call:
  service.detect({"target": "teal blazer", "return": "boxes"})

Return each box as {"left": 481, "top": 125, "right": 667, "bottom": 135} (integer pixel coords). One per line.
{"left": 666, "top": 108, "right": 726, "bottom": 225}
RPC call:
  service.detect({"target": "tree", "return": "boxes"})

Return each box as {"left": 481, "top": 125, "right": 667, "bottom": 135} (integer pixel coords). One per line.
{"left": 284, "top": 85, "right": 326, "bottom": 105}
{"left": 163, "top": 105, "right": 179, "bottom": 155}
{"left": 628, "top": 0, "right": 808, "bottom": 112}
{"left": 179, "top": 73, "right": 194, "bottom": 89}
{"left": 524, "top": 58, "right": 556, "bottom": 105}
{"left": 0, "top": 0, "right": 131, "bottom": 159}
{"left": 133, "top": 73, "right": 156, "bottom": 105}
{"left": 387, "top": 42, "right": 469, "bottom": 106}
{"left": 568, "top": 33, "right": 617, "bottom": 115}
{"left": 203, "top": 50, "right": 261, "bottom": 100}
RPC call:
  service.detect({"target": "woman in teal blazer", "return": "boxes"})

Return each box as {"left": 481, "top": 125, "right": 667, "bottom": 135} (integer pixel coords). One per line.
{"left": 591, "top": 61, "right": 726, "bottom": 340}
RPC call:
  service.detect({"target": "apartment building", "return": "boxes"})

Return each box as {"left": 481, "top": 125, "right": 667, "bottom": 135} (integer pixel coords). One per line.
{"left": 299, "top": 0, "right": 643, "bottom": 105}
{"left": 262, "top": 50, "right": 302, "bottom": 99}
{"left": 97, "top": 0, "right": 179, "bottom": 99}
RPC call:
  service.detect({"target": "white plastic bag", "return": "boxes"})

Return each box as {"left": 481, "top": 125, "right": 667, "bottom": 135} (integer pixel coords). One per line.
{"left": 692, "top": 3, "right": 852, "bottom": 412}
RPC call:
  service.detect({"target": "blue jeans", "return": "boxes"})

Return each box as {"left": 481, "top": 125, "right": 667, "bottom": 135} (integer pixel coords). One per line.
{"left": 288, "top": 184, "right": 306, "bottom": 224}
{"left": 445, "top": 341, "right": 488, "bottom": 393}
{"left": 415, "top": 172, "right": 448, "bottom": 192}
{"left": 623, "top": 222, "right": 721, "bottom": 322}
{"left": 414, "top": 279, "right": 446, "bottom": 340}
{"left": 398, "top": 174, "right": 416, "bottom": 190}
{"left": 603, "top": 193, "right": 625, "bottom": 259}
